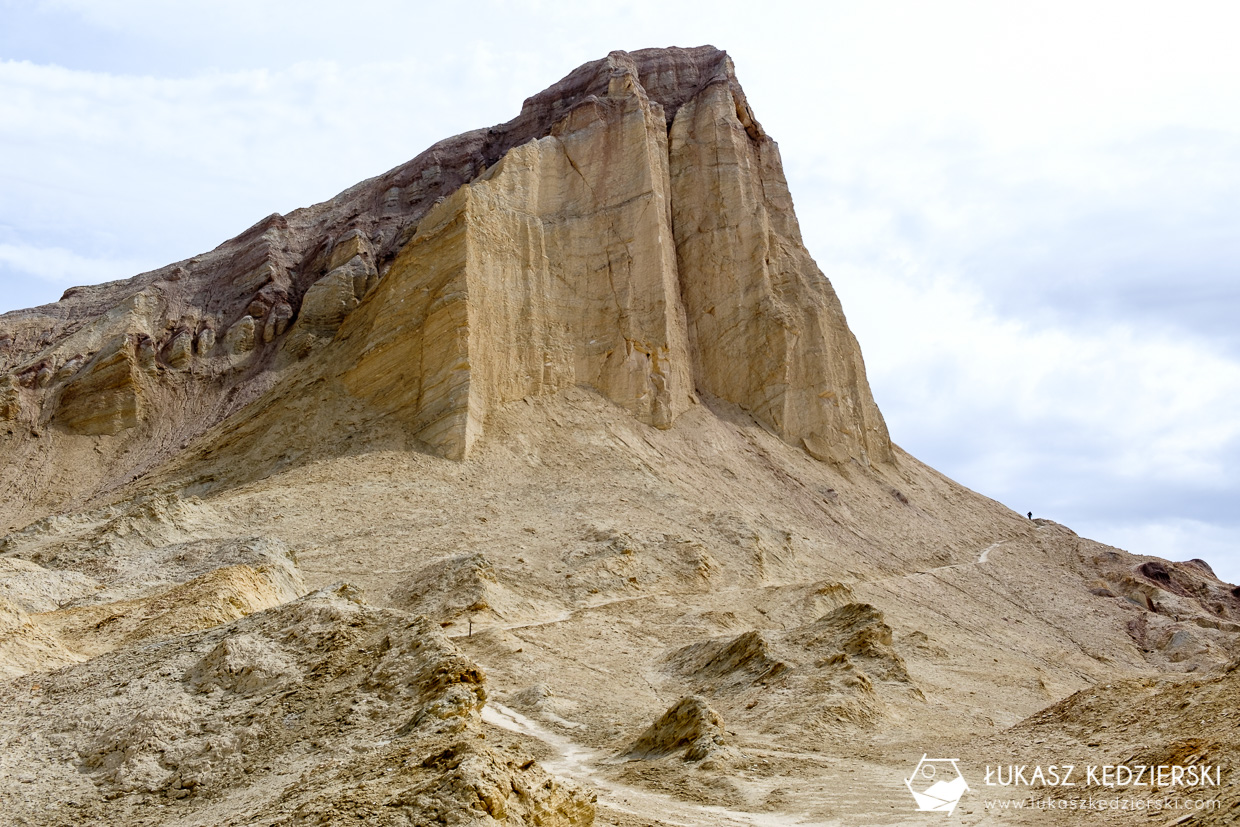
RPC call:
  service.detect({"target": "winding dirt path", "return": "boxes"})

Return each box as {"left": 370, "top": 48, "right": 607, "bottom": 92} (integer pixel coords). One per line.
{"left": 482, "top": 702, "right": 835, "bottom": 827}
{"left": 977, "top": 541, "right": 1003, "bottom": 564}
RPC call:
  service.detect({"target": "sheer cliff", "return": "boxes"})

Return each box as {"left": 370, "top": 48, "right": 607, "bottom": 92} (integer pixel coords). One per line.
{"left": 0, "top": 46, "right": 888, "bottom": 526}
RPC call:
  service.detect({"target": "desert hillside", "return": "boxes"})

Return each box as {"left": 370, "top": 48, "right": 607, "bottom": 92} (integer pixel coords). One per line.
{"left": 2, "top": 47, "right": 1236, "bottom": 827}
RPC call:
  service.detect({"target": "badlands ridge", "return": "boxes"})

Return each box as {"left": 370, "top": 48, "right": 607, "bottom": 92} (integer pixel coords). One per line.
{"left": 1, "top": 47, "right": 1237, "bottom": 826}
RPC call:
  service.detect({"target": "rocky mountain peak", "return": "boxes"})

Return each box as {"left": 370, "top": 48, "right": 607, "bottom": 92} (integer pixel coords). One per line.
{"left": 1, "top": 46, "right": 889, "bottom": 517}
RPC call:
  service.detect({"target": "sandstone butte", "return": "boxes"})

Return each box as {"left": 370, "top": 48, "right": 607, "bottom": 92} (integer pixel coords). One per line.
{"left": 1, "top": 46, "right": 1238, "bottom": 827}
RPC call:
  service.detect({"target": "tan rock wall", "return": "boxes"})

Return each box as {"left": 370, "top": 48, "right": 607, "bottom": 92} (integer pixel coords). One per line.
{"left": 343, "top": 65, "right": 697, "bottom": 458}
{"left": 342, "top": 193, "right": 474, "bottom": 457}
{"left": 669, "top": 80, "right": 892, "bottom": 465}
{"left": 466, "top": 80, "right": 695, "bottom": 432}
{"left": 53, "top": 336, "right": 144, "bottom": 435}
{"left": 338, "top": 52, "right": 890, "bottom": 465}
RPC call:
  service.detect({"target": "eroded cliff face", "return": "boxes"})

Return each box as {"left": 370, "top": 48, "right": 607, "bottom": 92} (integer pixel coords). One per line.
{"left": 669, "top": 80, "right": 891, "bottom": 466}
{"left": 337, "top": 50, "right": 889, "bottom": 463}
{"left": 341, "top": 57, "right": 696, "bottom": 458}
{"left": 0, "top": 45, "right": 889, "bottom": 516}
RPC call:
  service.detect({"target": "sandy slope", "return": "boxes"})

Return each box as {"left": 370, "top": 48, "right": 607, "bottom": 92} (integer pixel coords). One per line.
{"left": 4, "top": 385, "right": 1236, "bottom": 824}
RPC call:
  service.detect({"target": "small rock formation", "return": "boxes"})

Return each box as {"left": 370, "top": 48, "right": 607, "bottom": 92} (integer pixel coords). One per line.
{"left": 664, "top": 601, "right": 919, "bottom": 734}
{"left": 789, "top": 602, "right": 914, "bottom": 683}
{"left": 295, "top": 257, "right": 369, "bottom": 334}
{"left": 327, "top": 228, "right": 374, "bottom": 271}
{"left": 54, "top": 353, "right": 88, "bottom": 382}
{"left": 389, "top": 552, "right": 548, "bottom": 627}
{"left": 164, "top": 329, "right": 194, "bottom": 369}
{"left": 183, "top": 631, "right": 299, "bottom": 695}
{"left": 0, "top": 374, "right": 17, "bottom": 420}
{"left": 136, "top": 336, "right": 157, "bottom": 370}
{"left": 668, "top": 629, "right": 788, "bottom": 690}
{"left": 222, "top": 315, "right": 256, "bottom": 356}
{"left": 624, "top": 695, "right": 737, "bottom": 763}
{"left": 1000, "top": 663, "right": 1240, "bottom": 823}
{"left": 194, "top": 326, "right": 215, "bottom": 355}
{"left": 263, "top": 301, "right": 292, "bottom": 342}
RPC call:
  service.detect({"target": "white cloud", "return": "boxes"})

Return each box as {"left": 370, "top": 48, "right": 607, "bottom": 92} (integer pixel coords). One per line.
{"left": 827, "top": 260, "right": 1240, "bottom": 579}
{"left": 0, "top": 242, "right": 152, "bottom": 284}
{"left": 0, "top": 55, "right": 554, "bottom": 287}
{"left": 839, "top": 264, "right": 1240, "bottom": 478}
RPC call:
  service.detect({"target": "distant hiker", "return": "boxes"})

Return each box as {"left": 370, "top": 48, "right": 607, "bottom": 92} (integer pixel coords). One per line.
{"left": 1027, "top": 512, "right": 1032, "bottom": 519}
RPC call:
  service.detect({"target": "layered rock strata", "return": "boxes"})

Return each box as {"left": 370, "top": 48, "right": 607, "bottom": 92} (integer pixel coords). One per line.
{"left": 336, "top": 49, "right": 889, "bottom": 461}
{"left": 0, "top": 46, "right": 890, "bottom": 504}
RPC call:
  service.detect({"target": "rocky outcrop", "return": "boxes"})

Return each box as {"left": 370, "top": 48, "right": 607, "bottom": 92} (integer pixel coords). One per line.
{"left": 624, "top": 695, "right": 737, "bottom": 763}
{"left": 164, "top": 330, "right": 194, "bottom": 369}
{"left": 4, "top": 46, "right": 1234, "bottom": 827}
{"left": 341, "top": 57, "right": 695, "bottom": 457}
{"left": 0, "top": 374, "right": 17, "bottom": 421}
{"left": 336, "top": 48, "right": 889, "bottom": 462}
{"left": 327, "top": 227, "right": 375, "bottom": 271}
{"left": 788, "top": 602, "right": 913, "bottom": 683}
{"left": 664, "top": 602, "right": 921, "bottom": 735}
{"left": 0, "top": 45, "right": 891, "bottom": 517}
{"left": 667, "top": 629, "right": 789, "bottom": 690}
{"left": 0, "top": 586, "right": 595, "bottom": 826}
{"left": 222, "top": 314, "right": 256, "bottom": 356}
{"left": 291, "top": 255, "right": 376, "bottom": 340}
{"left": 53, "top": 335, "right": 145, "bottom": 434}
{"left": 194, "top": 325, "right": 215, "bottom": 355}
{"left": 669, "top": 80, "right": 892, "bottom": 465}
{"left": 389, "top": 552, "right": 549, "bottom": 626}
{"left": 262, "top": 300, "right": 292, "bottom": 342}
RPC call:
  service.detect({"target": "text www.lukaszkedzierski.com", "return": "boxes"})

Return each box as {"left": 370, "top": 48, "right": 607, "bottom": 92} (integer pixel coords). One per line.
{"left": 984, "top": 797, "right": 1220, "bottom": 812}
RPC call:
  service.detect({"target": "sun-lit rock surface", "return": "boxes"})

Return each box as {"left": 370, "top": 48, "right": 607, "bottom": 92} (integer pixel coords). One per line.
{"left": 0, "top": 46, "right": 1237, "bottom": 827}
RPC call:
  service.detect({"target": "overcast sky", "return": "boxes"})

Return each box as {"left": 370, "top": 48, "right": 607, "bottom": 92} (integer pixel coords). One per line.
{"left": 2, "top": 1, "right": 1237, "bottom": 581}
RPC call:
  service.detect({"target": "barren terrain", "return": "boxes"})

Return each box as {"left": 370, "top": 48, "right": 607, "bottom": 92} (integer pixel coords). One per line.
{"left": 2, "top": 46, "right": 1236, "bottom": 826}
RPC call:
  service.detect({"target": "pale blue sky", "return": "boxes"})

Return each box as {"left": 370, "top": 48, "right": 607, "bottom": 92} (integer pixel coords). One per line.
{"left": 2, "top": 0, "right": 1238, "bottom": 580}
